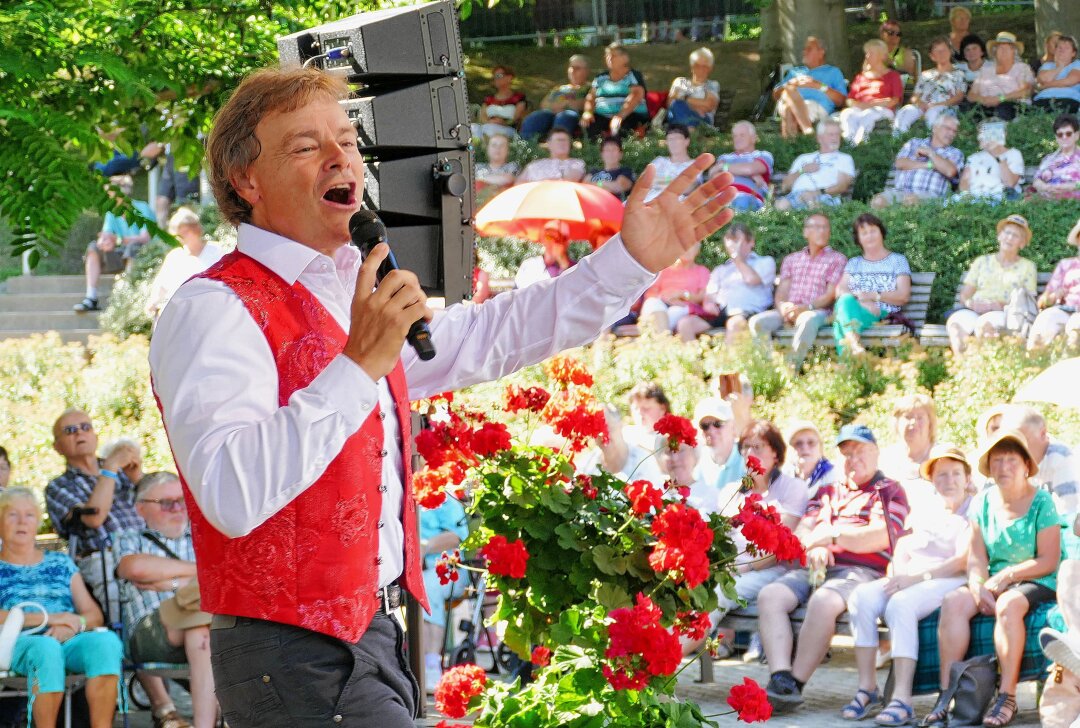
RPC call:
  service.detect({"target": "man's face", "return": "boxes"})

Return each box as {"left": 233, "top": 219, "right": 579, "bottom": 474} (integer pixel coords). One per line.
{"left": 136, "top": 480, "right": 189, "bottom": 535}
{"left": 803, "top": 215, "right": 830, "bottom": 248}
{"left": 234, "top": 96, "right": 363, "bottom": 253}
{"left": 840, "top": 439, "right": 878, "bottom": 484}
{"left": 933, "top": 119, "right": 959, "bottom": 146}
{"left": 699, "top": 417, "right": 734, "bottom": 456}
{"left": 803, "top": 41, "right": 825, "bottom": 67}
{"left": 723, "top": 232, "right": 752, "bottom": 259}
{"left": 53, "top": 411, "right": 97, "bottom": 463}
{"left": 817, "top": 124, "right": 841, "bottom": 152}
{"left": 666, "top": 131, "right": 690, "bottom": 157}
{"left": 731, "top": 124, "right": 756, "bottom": 153}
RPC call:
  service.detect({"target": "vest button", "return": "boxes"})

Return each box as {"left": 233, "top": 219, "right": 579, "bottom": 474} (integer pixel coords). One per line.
{"left": 378, "top": 411, "right": 386, "bottom": 421}
{"left": 262, "top": 675, "right": 270, "bottom": 684}
{"left": 333, "top": 715, "right": 343, "bottom": 723}
{"left": 378, "top": 484, "right": 388, "bottom": 492}
{"left": 377, "top": 520, "right": 385, "bottom": 528}
{"left": 380, "top": 449, "right": 388, "bottom": 457}
{"left": 376, "top": 556, "right": 383, "bottom": 565}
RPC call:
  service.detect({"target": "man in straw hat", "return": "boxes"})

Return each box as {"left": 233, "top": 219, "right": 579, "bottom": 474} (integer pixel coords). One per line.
{"left": 967, "top": 31, "right": 1034, "bottom": 121}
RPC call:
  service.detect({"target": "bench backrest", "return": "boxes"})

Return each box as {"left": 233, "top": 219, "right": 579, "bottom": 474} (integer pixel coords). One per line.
{"left": 901, "top": 271, "right": 936, "bottom": 328}
{"left": 950, "top": 271, "right": 1052, "bottom": 306}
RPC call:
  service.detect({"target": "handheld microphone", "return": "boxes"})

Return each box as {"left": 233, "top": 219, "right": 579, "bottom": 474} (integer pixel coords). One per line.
{"left": 349, "top": 210, "right": 437, "bottom": 361}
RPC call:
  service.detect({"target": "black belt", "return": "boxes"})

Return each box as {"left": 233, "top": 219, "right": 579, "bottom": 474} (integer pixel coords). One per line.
{"left": 375, "top": 583, "right": 402, "bottom": 615}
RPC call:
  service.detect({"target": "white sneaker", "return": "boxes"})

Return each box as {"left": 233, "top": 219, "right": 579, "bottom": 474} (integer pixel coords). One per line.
{"left": 1041, "top": 628, "right": 1080, "bottom": 675}
{"left": 743, "top": 633, "right": 764, "bottom": 664}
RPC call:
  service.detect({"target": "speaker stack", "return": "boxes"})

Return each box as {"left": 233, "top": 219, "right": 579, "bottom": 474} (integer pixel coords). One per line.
{"left": 277, "top": 1, "right": 475, "bottom": 303}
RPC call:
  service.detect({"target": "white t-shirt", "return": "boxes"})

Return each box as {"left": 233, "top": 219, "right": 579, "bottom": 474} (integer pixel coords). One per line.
{"left": 964, "top": 148, "right": 1024, "bottom": 197}
{"left": 706, "top": 253, "right": 776, "bottom": 315}
{"left": 644, "top": 157, "right": 698, "bottom": 202}
{"left": 789, "top": 150, "right": 857, "bottom": 195}
{"left": 147, "top": 243, "right": 225, "bottom": 319}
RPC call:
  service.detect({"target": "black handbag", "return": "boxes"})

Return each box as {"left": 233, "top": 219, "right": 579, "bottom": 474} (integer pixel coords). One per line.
{"left": 925, "top": 654, "right": 999, "bottom": 726}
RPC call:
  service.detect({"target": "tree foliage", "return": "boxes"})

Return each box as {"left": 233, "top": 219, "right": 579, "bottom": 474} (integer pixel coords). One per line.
{"left": 0, "top": 0, "right": 387, "bottom": 263}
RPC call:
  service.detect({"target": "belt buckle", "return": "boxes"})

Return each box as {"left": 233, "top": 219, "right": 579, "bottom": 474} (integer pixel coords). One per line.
{"left": 380, "top": 587, "right": 391, "bottom": 614}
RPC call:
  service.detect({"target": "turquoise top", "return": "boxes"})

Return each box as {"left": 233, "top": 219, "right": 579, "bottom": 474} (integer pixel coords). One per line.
{"left": 971, "top": 487, "right": 1061, "bottom": 591}
{"left": 419, "top": 497, "right": 469, "bottom": 569}
{"left": 102, "top": 200, "right": 155, "bottom": 239}
{"left": 0, "top": 550, "right": 78, "bottom": 613}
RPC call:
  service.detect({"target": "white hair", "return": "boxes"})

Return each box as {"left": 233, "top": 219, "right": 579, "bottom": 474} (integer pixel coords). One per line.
{"left": 732, "top": 120, "right": 757, "bottom": 138}
{"left": 167, "top": 206, "right": 202, "bottom": 236}
{"left": 689, "top": 47, "right": 714, "bottom": 66}
{"left": 101, "top": 437, "right": 142, "bottom": 460}
{"left": 816, "top": 118, "right": 840, "bottom": 135}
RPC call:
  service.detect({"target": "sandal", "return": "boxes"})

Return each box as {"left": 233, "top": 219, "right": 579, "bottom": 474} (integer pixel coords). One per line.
{"left": 875, "top": 699, "right": 915, "bottom": 726}
{"left": 841, "top": 688, "right": 881, "bottom": 721}
{"left": 920, "top": 692, "right": 950, "bottom": 727}
{"left": 982, "top": 692, "right": 1017, "bottom": 727}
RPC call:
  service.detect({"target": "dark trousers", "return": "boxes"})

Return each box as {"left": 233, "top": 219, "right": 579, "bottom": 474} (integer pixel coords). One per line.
{"left": 210, "top": 614, "right": 419, "bottom": 728}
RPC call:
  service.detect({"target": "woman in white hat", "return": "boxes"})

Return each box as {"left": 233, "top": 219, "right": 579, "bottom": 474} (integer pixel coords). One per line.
{"left": 966, "top": 31, "right": 1034, "bottom": 121}
{"left": 1029, "top": 218, "right": 1080, "bottom": 349}
{"left": 784, "top": 419, "right": 842, "bottom": 498}
{"left": 931, "top": 430, "right": 1061, "bottom": 727}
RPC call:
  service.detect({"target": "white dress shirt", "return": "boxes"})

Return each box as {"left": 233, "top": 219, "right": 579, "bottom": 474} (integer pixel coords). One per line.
{"left": 150, "top": 223, "right": 654, "bottom": 587}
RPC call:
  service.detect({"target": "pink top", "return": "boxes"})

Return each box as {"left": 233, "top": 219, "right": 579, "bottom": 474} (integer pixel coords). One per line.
{"left": 643, "top": 264, "right": 710, "bottom": 301}
{"left": 894, "top": 495, "right": 971, "bottom": 569}
{"left": 1047, "top": 257, "right": 1080, "bottom": 308}
{"left": 718, "top": 473, "right": 810, "bottom": 566}
{"left": 848, "top": 70, "right": 903, "bottom": 106}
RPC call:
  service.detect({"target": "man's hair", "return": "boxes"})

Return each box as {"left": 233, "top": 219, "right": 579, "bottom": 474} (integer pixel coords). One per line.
{"left": 167, "top": 206, "right": 201, "bottom": 236}
{"left": 666, "top": 123, "right": 691, "bottom": 140}
{"left": 101, "top": 437, "right": 141, "bottom": 460}
{"left": 931, "top": 112, "right": 959, "bottom": 131}
{"left": 724, "top": 221, "right": 755, "bottom": 242}
{"left": 815, "top": 118, "right": 840, "bottom": 135}
{"left": 1001, "top": 404, "right": 1046, "bottom": 432}
{"left": 136, "top": 471, "right": 180, "bottom": 500}
{"left": 1054, "top": 113, "right": 1080, "bottom": 134}
{"left": 52, "top": 407, "right": 88, "bottom": 442}
{"left": 606, "top": 42, "right": 627, "bottom": 55}
{"left": 805, "top": 36, "right": 826, "bottom": 53}
{"left": 732, "top": 120, "right": 757, "bottom": 138}
{"left": 739, "top": 419, "right": 787, "bottom": 465}
{"left": 892, "top": 393, "right": 938, "bottom": 443}
{"left": 689, "top": 47, "right": 714, "bottom": 66}
{"left": 206, "top": 67, "right": 351, "bottom": 226}
{"left": 629, "top": 382, "right": 670, "bottom": 410}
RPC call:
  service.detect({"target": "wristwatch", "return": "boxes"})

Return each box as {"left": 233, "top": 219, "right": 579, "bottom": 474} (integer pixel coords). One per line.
{"left": 171, "top": 578, "right": 179, "bottom": 591}
{"left": 922, "top": 571, "right": 933, "bottom": 582}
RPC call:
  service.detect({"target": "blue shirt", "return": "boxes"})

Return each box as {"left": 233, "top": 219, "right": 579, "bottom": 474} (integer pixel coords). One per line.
{"left": 592, "top": 70, "right": 649, "bottom": 117}
{"left": 0, "top": 551, "right": 79, "bottom": 614}
{"left": 419, "top": 498, "right": 469, "bottom": 569}
{"left": 1036, "top": 60, "right": 1080, "bottom": 103}
{"left": 694, "top": 445, "right": 746, "bottom": 492}
{"left": 102, "top": 200, "right": 155, "bottom": 239}
{"left": 781, "top": 64, "right": 848, "bottom": 114}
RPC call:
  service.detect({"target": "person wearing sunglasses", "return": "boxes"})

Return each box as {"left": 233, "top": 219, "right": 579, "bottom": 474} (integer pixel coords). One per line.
{"left": 1032, "top": 113, "right": 1080, "bottom": 200}
{"left": 115, "top": 472, "right": 217, "bottom": 728}
{"left": 879, "top": 20, "right": 916, "bottom": 78}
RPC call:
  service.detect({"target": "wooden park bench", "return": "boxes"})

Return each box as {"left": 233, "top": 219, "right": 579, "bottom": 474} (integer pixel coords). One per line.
{"left": 919, "top": 271, "right": 1052, "bottom": 347}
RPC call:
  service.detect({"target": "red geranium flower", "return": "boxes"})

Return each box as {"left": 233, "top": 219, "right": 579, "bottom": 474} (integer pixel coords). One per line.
{"left": 504, "top": 384, "right": 551, "bottom": 414}
{"left": 530, "top": 645, "right": 552, "bottom": 667}
{"left": 603, "top": 593, "right": 682, "bottom": 691}
{"left": 435, "top": 722, "right": 470, "bottom": 728}
{"left": 624, "top": 479, "right": 664, "bottom": 515}
{"left": 727, "top": 677, "right": 773, "bottom": 722}
{"left": 434, "top": 663, "right": 487, "bottom": 718}
{"left": 412, "top": 461, "right": 468, "bottom": 510}
{"left": 648, "top": 504, "right": 715, "bottom": 589}
{"left": 576, "top": 474, "right": 598, "bottom": 500}
{"left": 654, "top": 414, "right": 698, "bottom": 451}
{"left": 745, "top": 454, "right": 766, "bottom": 475}
{"left": 544, "top": 391, "right": 608, "bottom": 452}
{"left": 732, "top": 493, "right": 806, "bottom": 565}
{"left": 544, "top": 354, "right": 594, "bottom": 388}
{"left": 479, "top": 534, "right": 529, "bottom": 579}
{"left": 435, "top": 550, "right": 461, "bottom": 585}
{"left": 470, "top": 421, "right": 512, "bottom": 457}
{"left": 674, "top": 611, "right": 712, "bottom": 641}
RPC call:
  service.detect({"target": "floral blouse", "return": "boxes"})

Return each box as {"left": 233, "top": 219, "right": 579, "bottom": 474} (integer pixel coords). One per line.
{"left": 1047, "top": 257, "right": 1080, "bottom": 308}
{"left": 1036, "top": 149, "right": 1080, "bottom": 199}
{"left": 962, "top": 254, "right": 1037, "bottom": 304}
{"left": 912, "top": 67, "right": 967, "bottom": 105}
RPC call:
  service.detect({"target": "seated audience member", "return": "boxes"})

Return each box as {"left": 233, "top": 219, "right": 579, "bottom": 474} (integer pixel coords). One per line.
{"left": 931, "top": 429, "right": 1061, "bottom": 728}
{"left": 639, "top": 242, "right": 710, "bottom": 333}
{"left": 661, "top": 440, "right": 711, "bottom": 515}
{"left": 587, "top": 136, "right": 634, "bottom": 201}
{"left": 0, "top": 487, "right": 124, "bottom": 728}
{"left": 772, "top": 36, "right": 848, "bottom": 139}
{"left": 748, "top": 213, "right": 846, "bottom": 367}
{"left": 115, "top": 472, "right": 216, "bottom": 728}
{"left": 832, "top": 213, "right": 912, "bottom": 355}
{"left": 470, "top": 65, "right": 526, "bottom": 140}
{"left": 145, "top": 208, "right": 225, "bottom": 323}
{"left": 75, "top": 174, "right": 155, "bottom": 312}
{"left": 956, "top": 33, "right": 989, "bottom": 84}
{"left": 514, "top": 220, "right": 573, "bottom": 289}
{"left": 956, "top": 120, "right": 1024, "bottom": 202}
{"left": 948, "top": 7, "right": 973, "bottom": 62}
{"left": 475, "top": 133, "right": 519, "bottom": 206}
{"left": 665, "top": 48, "right": 720, "bottom": 128}
{"left": 947, "top": 214, "right": 1037, "bottom": 355}
{"left": 0, "top": 445, "right": 10, "bottom": 490}
{"left": 1031, "top": 113, "right": 1080, "bottom": 200}
{"left": 966, "top": 32, "right": 1034, "bottom": 121}
{"left": 515, "top": 128, "right": 586, "bottom": 184}
{"left": 760, "top": 425, "right": 909, "bottom": 712}
{"left": 642, "top": 124, "right": 699, "bottom": 203}
{"left": 1030, "top": 218, "right": 1080, "bottom": 349}
{"left": 580, "top": 43, "right": 649, "bottom": 139}
{"left": 685, "top": 420, "right": 808, "bottom": 657}
{"left": 845, "top": 445, "right": 973, "bottom": 725}
{"left": 872, "top": 114, "right": 963, "bottom": 208}
{"left": 878, "top": 393, "right": 937, "bottom": 491}
{"left": 677, "top": 223, "right": 775, "bottom": 344}
{"left": 774, "top": 119, "right": 855, "bottom": 211}
{"left": 998, "top": 405, "right": 1080, "bottom": 519}
{"left": 880, "top": 19, "right": 917, "bottom": 78}
{"left": 693, "top": 397, "right": 746, "bottom": 492}
{"left": 154, "top": 151, "right": 201, "bottom": 226}
{"left": 419, "top": 497, "right": 469, "bottom": 690}
{"left": 586, "top": 384, "right": 670, "bottom": 488}
{"left": 1035, "top": 34, "right": 1080, "bottom": 114}
{"left": 1042, "top": 31, "right": 1065, "bottom": 66}
{"left": 783, "top": 420, "right": 842, "bottom": 497}
{"left": 707, "top": 121, "right": 773, "bottom": 211}
{"left": 519, "top": 55, "right": 590, "bottom": 140}
{"left": 839, "top": 40, "right": 903, "bottom": 146}
{"left": 45, "top": 409, "right": 143, "bottom": 621}
{"left": 893, "top": 36, "right": 967, "bottom": 135}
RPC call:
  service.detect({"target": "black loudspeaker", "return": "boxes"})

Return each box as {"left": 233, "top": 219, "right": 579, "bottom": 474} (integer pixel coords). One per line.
{"left": 277, "top": 0, "right": 474, "bottom": 304}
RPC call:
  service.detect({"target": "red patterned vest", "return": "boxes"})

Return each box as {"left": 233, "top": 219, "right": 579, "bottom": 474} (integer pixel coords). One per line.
{"left": 154, "top": 251, "right": 428, "bottom": 643}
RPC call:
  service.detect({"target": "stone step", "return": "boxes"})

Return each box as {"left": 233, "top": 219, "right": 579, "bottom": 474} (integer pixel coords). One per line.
{"left": 3, "top": 275, "right": 115, "bottom": 295}
{"left": 0, "top": 329, "right": 99, "bottom": 345}
{"left": 0, "top": 293, "right": 111, "bottom": 313}
{"left": 0, "top": 311, "right": 100, "bottom": 331}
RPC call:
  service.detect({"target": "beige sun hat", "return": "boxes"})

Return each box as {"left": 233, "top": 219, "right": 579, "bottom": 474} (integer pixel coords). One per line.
{"left": 920, "top": 443, "right": 973, "bottom": 481}
{"left": 977, "top": 428, "right": 1039, "bottom": 478}
{"left": 987, "top": 31, "right": 1024, "bottom": 57}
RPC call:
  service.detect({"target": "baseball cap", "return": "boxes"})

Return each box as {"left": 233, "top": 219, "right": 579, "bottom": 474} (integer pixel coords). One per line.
{"left": 694, "top": 397, "right": 733, "bottom": 424}
{"left": 835, "top": 424, "right": 876, "bottom": 447}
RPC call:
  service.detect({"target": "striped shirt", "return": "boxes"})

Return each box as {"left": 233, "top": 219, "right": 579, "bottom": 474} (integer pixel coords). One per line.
{"left": 113, "top": 527, "right": 196, "bottom": 636}
{"left": 804, "top": 471, "right": 910, "bottom": 573}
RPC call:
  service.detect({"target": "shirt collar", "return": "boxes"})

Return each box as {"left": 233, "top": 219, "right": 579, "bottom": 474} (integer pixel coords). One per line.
{"left": 236, "top": 223, "right": 361, "bottom": 286}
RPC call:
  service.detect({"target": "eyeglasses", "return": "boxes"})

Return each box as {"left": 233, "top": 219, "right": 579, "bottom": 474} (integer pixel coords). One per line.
{"left": 1057, "top": 129, "right": 1076, "bottom": 138}
{"left": 883, "top": 29, "right": 901, "bottom": 37}
{"left": 138, "top": 497, "right": 187, "bottom": 512}
{"left": 493, "top": 72, "right": 508, "bottom": 79}
{"left": 62, "top": 423, "right": 93, "bottom": 436}
{"left": 699, "top": 420, "right": 726, "bottom": 431}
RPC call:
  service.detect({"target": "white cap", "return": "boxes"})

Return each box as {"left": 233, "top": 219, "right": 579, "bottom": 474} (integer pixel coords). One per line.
{"left": 693, "top": 397, "right": 733, "bottom": 424}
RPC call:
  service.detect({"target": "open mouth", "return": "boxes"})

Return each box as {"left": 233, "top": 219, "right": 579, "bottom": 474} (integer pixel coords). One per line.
{"left": 322, "top": 182, "right": 356, "bottom": 206}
